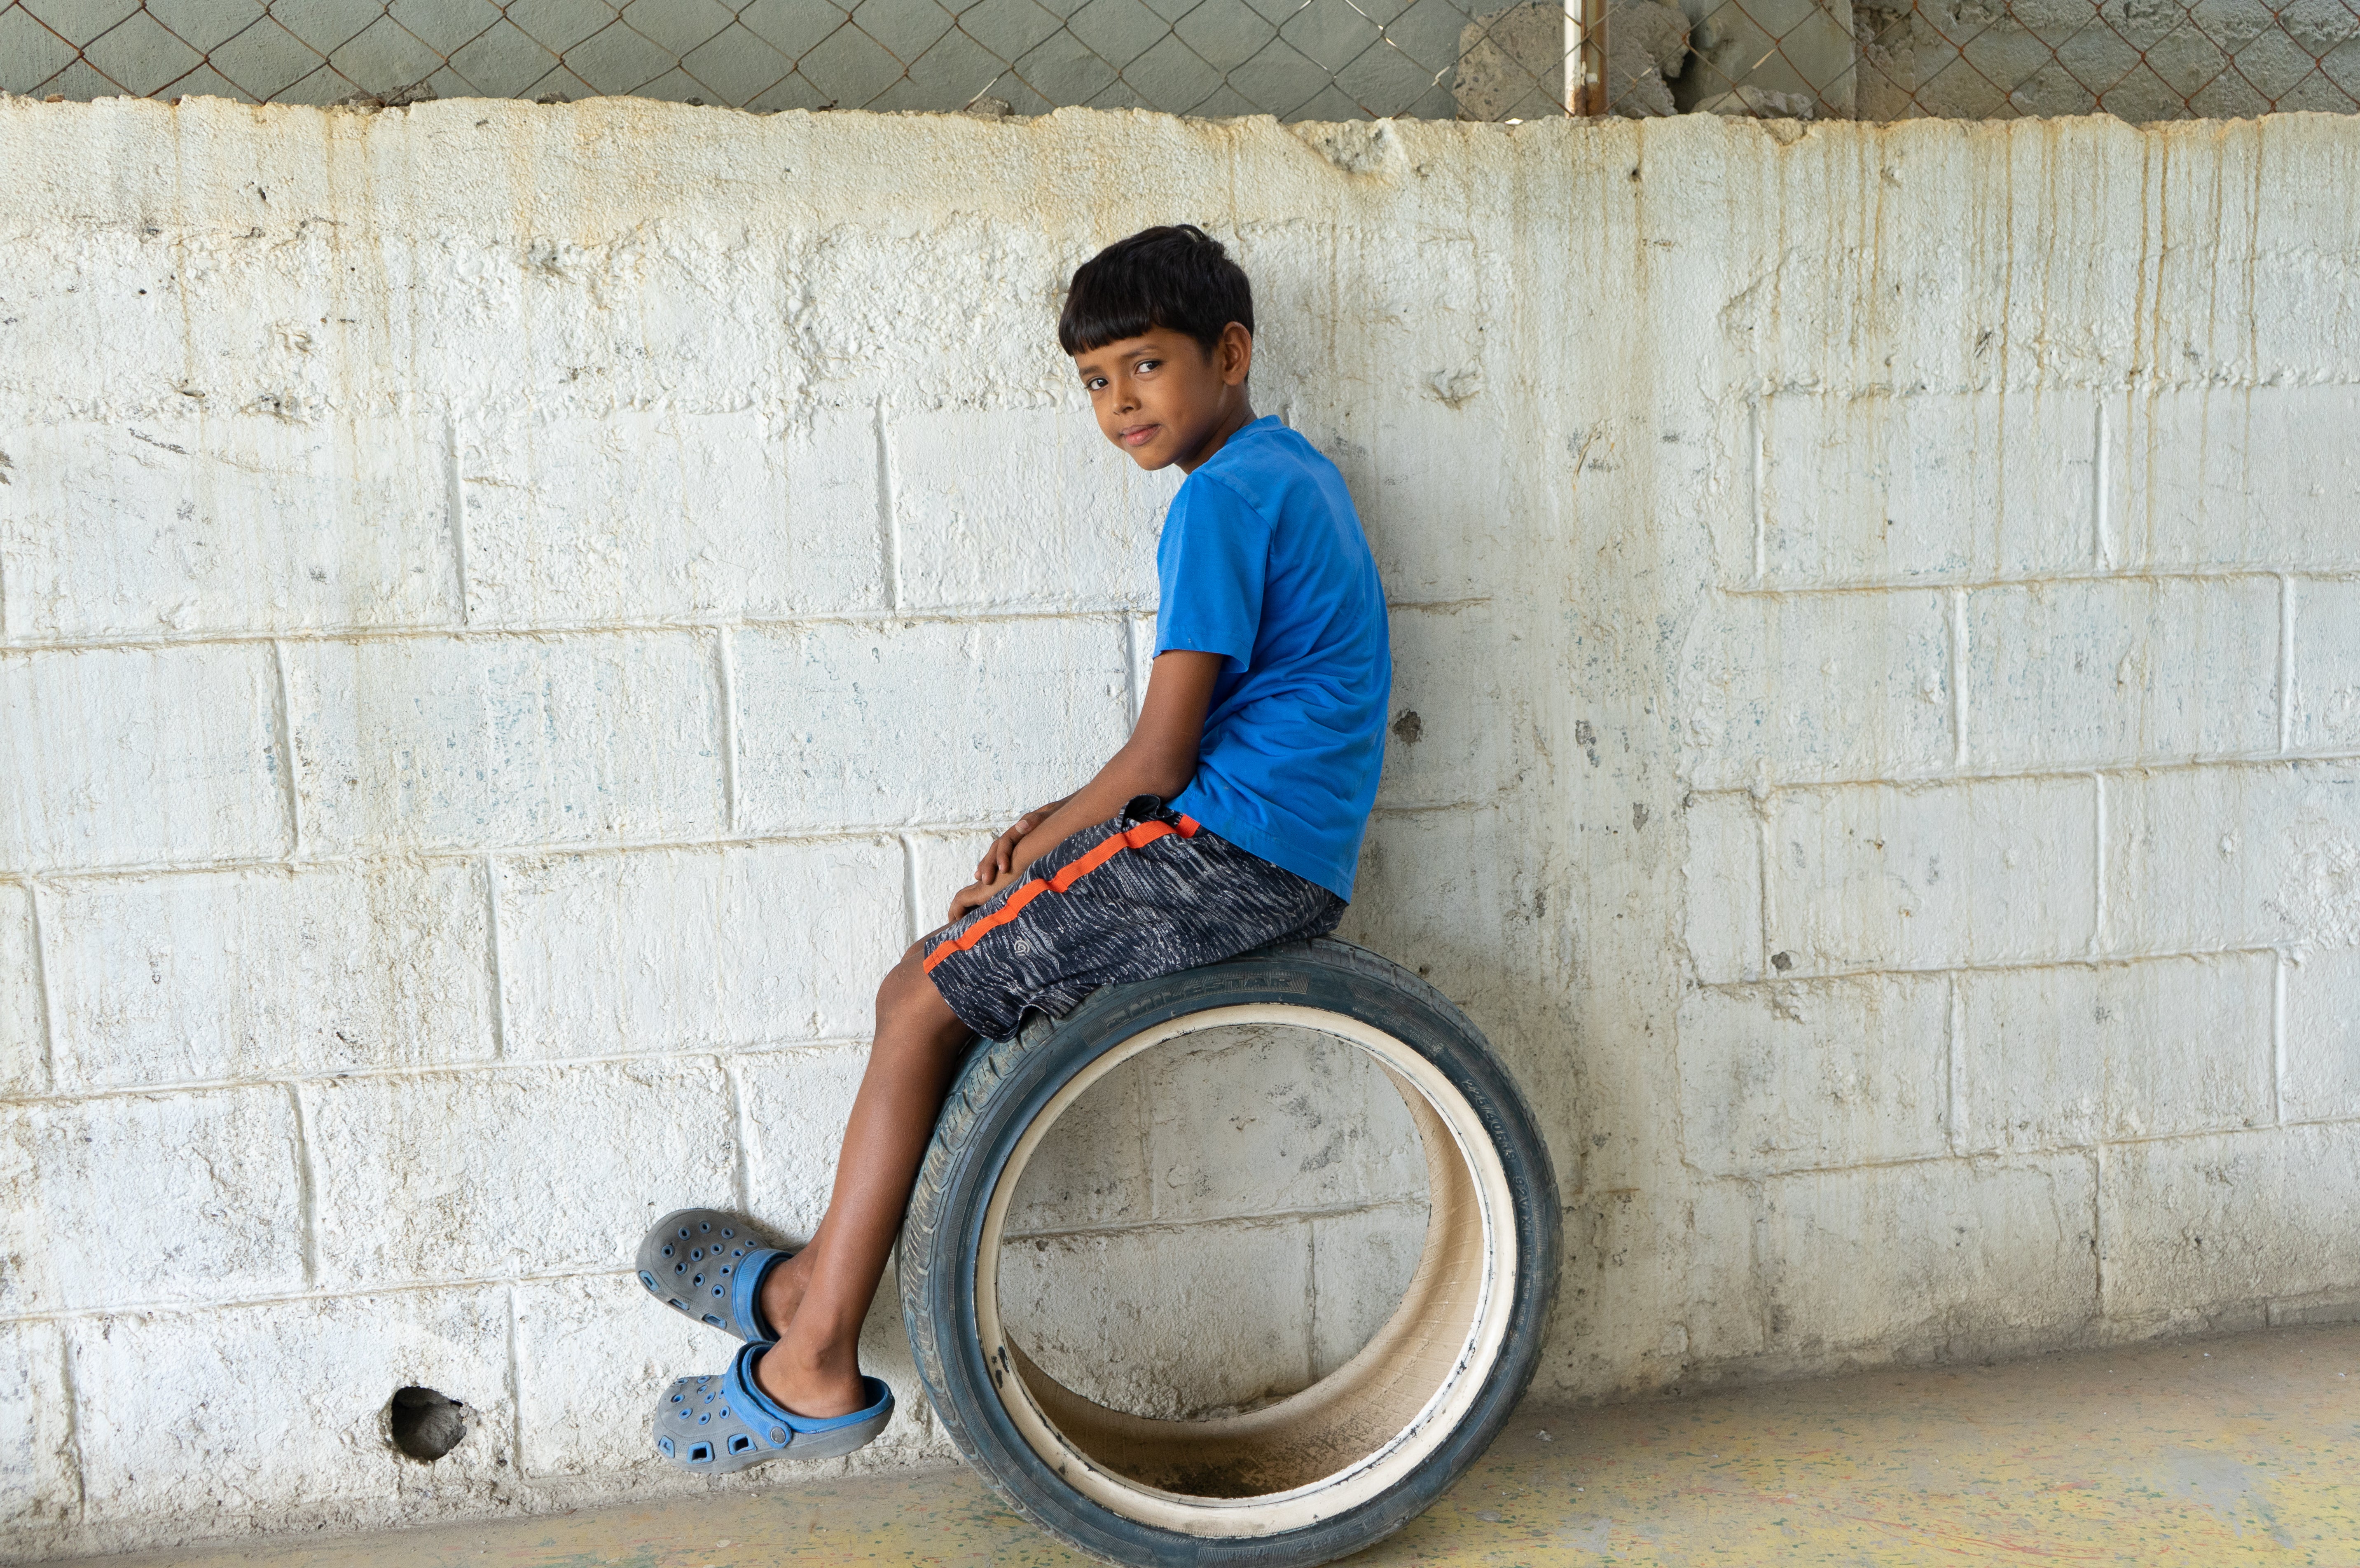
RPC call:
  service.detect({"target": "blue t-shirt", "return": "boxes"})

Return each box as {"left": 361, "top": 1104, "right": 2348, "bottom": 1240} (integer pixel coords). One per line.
{"left": 1156, "top": 417, "right": 1390, "bottom": 901}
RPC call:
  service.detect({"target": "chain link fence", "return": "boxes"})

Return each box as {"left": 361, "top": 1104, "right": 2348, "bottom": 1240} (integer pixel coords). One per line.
{"left": 2, "top": 0, "right": 2353, "bottom": 118}
{"left": 1648, "top": 0, "right": 2360, "bottom": 118}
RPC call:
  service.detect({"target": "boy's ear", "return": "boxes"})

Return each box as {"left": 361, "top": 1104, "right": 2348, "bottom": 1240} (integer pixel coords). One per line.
{"left": 1217, "top": 321, "right": 1253, "bottom": 387}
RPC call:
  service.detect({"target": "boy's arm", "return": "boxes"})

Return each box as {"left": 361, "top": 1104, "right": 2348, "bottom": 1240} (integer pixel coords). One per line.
{"left": 947, "top": 650, "right": 1225, "bottom": 921}
{"left": 973, "top": 796, "right": 1071, "bottom": 885}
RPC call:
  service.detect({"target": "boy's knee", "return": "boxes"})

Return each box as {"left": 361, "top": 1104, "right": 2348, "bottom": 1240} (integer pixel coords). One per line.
{"left": 875, "top": 962, "right": 910, "bottom": 1017}
{"left": 875, "top": 950, "right": 946, "bottom": 1025}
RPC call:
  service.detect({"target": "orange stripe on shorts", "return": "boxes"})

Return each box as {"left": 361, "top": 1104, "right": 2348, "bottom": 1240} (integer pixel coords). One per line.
{"left": 923, "top": 814, "right": 1199, "bottom": 974}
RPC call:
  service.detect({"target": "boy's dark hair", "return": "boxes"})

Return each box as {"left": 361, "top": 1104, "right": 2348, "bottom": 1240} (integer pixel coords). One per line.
{"left": 1058, "top": 224, "right": 1254, "bottom": 358}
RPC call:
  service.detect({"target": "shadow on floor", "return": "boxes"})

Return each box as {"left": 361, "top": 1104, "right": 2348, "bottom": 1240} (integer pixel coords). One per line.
{"left": 57, "top": 1322, "right": 2360, "bottom": 1567}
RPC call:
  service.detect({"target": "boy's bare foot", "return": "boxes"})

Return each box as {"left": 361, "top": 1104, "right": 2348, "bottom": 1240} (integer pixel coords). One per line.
{"left": 753, "top": 1336, "right": 870, "bottom": 1419}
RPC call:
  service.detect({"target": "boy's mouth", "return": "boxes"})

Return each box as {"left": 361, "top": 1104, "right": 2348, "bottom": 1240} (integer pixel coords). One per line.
{"left": 1118, "top": 422, "right": 1160, "bottom": 448}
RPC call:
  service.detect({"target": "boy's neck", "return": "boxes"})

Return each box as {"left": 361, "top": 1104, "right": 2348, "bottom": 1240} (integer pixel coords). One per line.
{"left": 1176, "top": 398, "right": 1260, "bottom": 474}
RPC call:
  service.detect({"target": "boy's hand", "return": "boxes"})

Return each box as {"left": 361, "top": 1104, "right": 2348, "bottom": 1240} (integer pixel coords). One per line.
{"left": 940, "top": 654, "right": 1219, "bottom": 929}
{"left": 976, "top": 800, "right": 1067, "bottom": 883}
{"left": 947, "top": 875, "right": 1010, "bottom": 923}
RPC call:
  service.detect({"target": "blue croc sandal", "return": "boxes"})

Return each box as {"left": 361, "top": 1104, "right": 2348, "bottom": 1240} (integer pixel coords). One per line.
{"left": 652, "top": 1342, "right": 894, "bottom": 1473}
{"left": 636, "top": 1209, "right": 791, "bottom": 1342}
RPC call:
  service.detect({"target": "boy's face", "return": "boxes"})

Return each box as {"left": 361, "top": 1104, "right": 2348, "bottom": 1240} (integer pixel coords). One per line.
{"left": 1073, "top": 323, "right": 1254, "bottom": 473}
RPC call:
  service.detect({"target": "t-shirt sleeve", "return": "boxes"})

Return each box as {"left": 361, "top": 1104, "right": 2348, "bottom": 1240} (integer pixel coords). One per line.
{"left": 1155, "top": 475, "right": 1273, "bottom": 675}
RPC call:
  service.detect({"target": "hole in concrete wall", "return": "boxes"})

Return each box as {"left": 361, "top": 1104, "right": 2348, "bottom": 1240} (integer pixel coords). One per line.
{"left": 387, "top": 1386, "right": 468, "bottom": 1462}
{"left": 997, "top": 1023, "right": 1429, "bottom": 1421}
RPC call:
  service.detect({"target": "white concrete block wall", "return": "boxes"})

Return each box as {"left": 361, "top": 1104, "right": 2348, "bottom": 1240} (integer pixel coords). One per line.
{"left": 994, "top": 1027, "right": 1429, "bottom": 1418}
{"left": 44, "top": 864, "right": 495, "bottom": 1086}
{"left": 732, "top": 619, "right": 1133, "bottom": 830}
{"left": 999, "top": 1219, "right": 1319, "bottom": 1418}
{"left": 458, "top": 407, "right": 889, "bottom": 626}
{"left": 289, "top": 633, "right": 730, "bottom": 852}
{"left": 2, "top": 644, "right": 288, "bottom": 869}
{"left": 0, "top": 416, "right": 459, "bottom": 639}
{"left": 1670, "top": 135, "right": 2360, "bottom": 1384}
{"left": 0, "top": 98, "right": 2355, "bottom": 1559}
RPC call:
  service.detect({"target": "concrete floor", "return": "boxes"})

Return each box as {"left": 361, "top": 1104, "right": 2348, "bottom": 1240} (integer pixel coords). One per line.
{"left": 65, "top": 1323, "right": 2360, "bottom": 1568}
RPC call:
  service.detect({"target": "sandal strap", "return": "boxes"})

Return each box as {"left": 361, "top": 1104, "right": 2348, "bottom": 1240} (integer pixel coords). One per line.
{"left": 730, "top": 1249, "right": 787, "bottom": 1342}
{"left": 722, "top": 1343, "right": 891, "bottom": 1436}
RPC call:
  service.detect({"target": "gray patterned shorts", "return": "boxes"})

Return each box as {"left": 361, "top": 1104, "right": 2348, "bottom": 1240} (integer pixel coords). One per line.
{"left": 922, "top": 796, "right": 1345, "bottom": 1041}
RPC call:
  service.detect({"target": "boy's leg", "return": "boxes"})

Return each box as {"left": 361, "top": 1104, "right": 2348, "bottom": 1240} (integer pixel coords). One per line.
{"left": 751, "top": 942, "right": 969, "bottom": 1418}
{"left": 743, "top": 801, "right": 1336, "bottom": 1416}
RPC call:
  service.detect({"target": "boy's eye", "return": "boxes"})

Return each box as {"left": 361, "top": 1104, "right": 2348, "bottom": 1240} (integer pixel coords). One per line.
{"left": 1137, "top": 359, "right": 1160, "bottom": 374}
{"left": 1084, "top": 376, "right": 1107, "bottom": 391}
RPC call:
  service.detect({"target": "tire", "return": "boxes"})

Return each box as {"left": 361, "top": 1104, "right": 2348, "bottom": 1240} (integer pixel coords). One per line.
{"left": 899, "top": 937, "right": 1562, "bottom": 1568}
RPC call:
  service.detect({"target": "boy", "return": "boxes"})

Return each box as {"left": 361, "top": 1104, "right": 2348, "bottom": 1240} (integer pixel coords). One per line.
{"left": 641, "top": 224, "right": 1391, "bottom": 1467}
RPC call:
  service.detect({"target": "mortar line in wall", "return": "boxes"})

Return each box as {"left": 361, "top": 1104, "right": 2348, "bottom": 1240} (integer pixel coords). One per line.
{"left": 1753, "top": 807, "right": 1773, "bottom": 981}
{"left": 1695, "top": 944, "right": 2290, "bottom": 995}
{"left": 1385, "top": 596, "right": 1498, "bottom": 615}
{"left": 1749, "top": 399, "right": 1766, "bottom": 586}
{"left": 18, "top": 823, "right": 1035, "bottom": 885}
{"left": 0, "top": 1034, "right": 880, "bottom": 1109}
{"left": 287, "top": 1080, "right": 321, "bottom": 1287}
{"left": 1303, "top": 1211, "right": 1319, "bottom": 1390}
{"left": 0, "top": 599, "right": 1488, "bottom": 658}
{"left": 482, "top": 856, "right": 510, "bottom": 1060}
{"left": 1003, "top": 1196, "right": 1427, "bottom": 1247}
{"left": 445, "top": 410, "right": 470, "bottom": 626}
{"left": 0, "top": 611, "right": 1139, "bottom": 658}
{"left": 725, "top": 1054, "right": 755, "bottom": 1214}
{"left": 0, "top": 1201, "right": 1442, "bottom": 1328}
{"left": 1120, "top": 614, "right": 1142, "bottom": 720}
{"left": 56, "top": 1315, "right": 87, "bottom": 1520}
{"left": 1684, "top": 745, "right": 2360, "bottom": 802}
{"left": 1679, "top": 1114, "right": 2360, "bottom": 1189}
{"left": 2091, "top": 1142, "right": 2109, "bottom": 1315}
{"left": 504, "top": 1283, "right": 526, "bottom": 1476}
{"left": 1747, "top": 1176, "right": 1770, "bottom": 1351}
{"left": 1945, "top": 975, "right": 1965, "bottom": 1155}
{"left": 2272, "top": 949, "right": 2289, "bottom": 1126}
{"left": 16, "top": 803, "right": 1502, "bottom": 887}
{"left": 2092, "top": 396, "right": 2113, "bottom": 569}
{"left": 714, "top": 627, "right": 741, "bottom": 837}
{"left": 25, "top": 881, "right": 61, "bottom": 1096}
{"left": 2090, "top": 773, "right": 2109, "bottom": 959}
{"left": 2278, "top": 574, "right": 2296, "bottom": 756}
{"left": 1672, "top": 1148, "right": 2043, "bottom": 1184}
{"left": 0, "top": 1271, "right": 650, "bottom": 1327}
{"left": 1133, "top": 1041, "right": 1156, "bottom": 1224}
{"left": 1948, "top": 589, "right": 1970, "bottom": 770}
{"left": 269, "top": 639, "right": 303, "bottom": 860}
{"left": 1702, "top": 942, "right": 2285, "bottom": 983}
{"left": 876, "top": 400, "right": 901, "bottom": 612}
{"left": 1714, "top": 564, "right": 2358, "bottom": 600}
{"left": 898, "top": 834, "right": 922, "bottom": 950}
